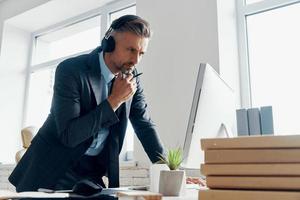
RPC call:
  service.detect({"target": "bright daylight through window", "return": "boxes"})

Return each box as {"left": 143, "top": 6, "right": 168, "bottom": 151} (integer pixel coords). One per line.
{"left": 238, "top": 0, "right": 300, "bottom": 134}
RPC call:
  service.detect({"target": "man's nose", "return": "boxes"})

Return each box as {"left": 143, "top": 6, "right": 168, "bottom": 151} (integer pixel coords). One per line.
{"left": 132, "top": 53, "right": 141, "bottom": 65}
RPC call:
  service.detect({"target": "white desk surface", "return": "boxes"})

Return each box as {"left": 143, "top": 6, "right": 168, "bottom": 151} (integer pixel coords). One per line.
{"left": 162, "top": 188, "right": 200, "bottom": 200}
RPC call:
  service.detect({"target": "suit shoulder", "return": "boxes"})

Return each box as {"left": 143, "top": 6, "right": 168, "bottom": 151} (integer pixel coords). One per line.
{"left": 56, "top": 53, "right": 90, "bottom": 75}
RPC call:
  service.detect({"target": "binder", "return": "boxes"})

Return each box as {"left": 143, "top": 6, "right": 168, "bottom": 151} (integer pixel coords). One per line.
{"left": 260, "top": 106, "right": 274, "bottom": 135}
{"left": 247, "top": 108, "right": 261, "bottom": 135}
{"left": 236, "top": 109, "right": 249, "bottom": 136}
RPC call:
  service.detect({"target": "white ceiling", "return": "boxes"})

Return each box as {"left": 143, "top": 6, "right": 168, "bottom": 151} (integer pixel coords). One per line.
{"left": 6, "top": 0, "right": 114, "bottom": 33}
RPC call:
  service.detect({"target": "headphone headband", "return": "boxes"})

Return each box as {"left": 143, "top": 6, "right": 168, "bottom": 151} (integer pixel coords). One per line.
{"left": 102, "top": 15, "right": 141, "bottom": 53}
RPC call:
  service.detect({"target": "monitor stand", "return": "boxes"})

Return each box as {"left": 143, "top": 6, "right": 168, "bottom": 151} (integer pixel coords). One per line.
{"left": 217, "top": 123, "right": 232, "bottom": 138}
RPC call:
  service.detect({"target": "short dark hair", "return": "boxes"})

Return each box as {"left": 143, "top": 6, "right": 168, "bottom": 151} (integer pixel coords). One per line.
{"left": 113, "top": 16, "right": 152, "bottom": 38}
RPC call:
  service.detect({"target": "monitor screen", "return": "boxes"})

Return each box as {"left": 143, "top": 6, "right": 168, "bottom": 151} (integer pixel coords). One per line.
{"left": 182, "top": 63, "right": 237, "bottom": 169}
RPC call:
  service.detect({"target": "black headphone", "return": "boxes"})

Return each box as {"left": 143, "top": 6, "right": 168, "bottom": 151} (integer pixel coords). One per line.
{"left": 101, "top": 15, "right": 141, "bottom": 53}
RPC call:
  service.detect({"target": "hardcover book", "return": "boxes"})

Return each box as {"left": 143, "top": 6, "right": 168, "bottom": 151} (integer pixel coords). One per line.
{"left": 201, "top": 163, "right": 300, "bottom": 176}
{"left": 204, "top": 149, "right": 300, "bottom": 164}
{"left": 199, "top": 189, "right": 300, "bottom": 200}
{"left": 201, "top": 135, "right": 300, "bottom": 150}
{"left": 206, "top": 176, "right": 300, "bottom": 190}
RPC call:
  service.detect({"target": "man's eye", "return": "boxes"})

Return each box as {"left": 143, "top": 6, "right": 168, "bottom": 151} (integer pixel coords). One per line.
{"left": 128, "top": 48, "right": 135, "bottom": 53}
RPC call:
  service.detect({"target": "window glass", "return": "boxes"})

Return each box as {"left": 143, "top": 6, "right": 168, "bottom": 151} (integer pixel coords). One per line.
{"left": 110, "top": 6, "right": 136, "bottom": 23}
{"left": 25, "top": 68, "right": 55, "bottom": 127}
{"left": 246, "top": 0, "right": 264, "bottom": 4}
{"left": 34, "top": 15, "right": 101, "bottom": 64}
{"left": 247, "top": 3, "right": 300, "bottom": 134}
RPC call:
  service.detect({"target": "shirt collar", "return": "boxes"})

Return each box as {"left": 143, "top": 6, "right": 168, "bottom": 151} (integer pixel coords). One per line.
{"left": 99, "top": 51, "right": 115, "bottom": 84}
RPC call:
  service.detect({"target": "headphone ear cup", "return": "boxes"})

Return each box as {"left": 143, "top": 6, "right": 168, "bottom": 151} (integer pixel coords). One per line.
{"left": 102, "top": 36, "right": 115, "bottom": 52}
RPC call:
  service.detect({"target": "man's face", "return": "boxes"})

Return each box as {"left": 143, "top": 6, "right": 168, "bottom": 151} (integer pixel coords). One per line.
{"left": 106, "top": 31, "right": 149, "bottom": 74}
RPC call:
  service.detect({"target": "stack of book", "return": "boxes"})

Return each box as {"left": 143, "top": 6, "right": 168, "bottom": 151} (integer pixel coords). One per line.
{"left": 199, "top": 135, "right": 300, "bottom": 200}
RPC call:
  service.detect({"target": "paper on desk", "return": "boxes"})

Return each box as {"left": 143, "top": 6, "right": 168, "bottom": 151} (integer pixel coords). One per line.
{"left": 0, "top": 187, "right": 150, "bottom": 199}
{"left": 0, "top": 190, "right": 69, "bottom": 199}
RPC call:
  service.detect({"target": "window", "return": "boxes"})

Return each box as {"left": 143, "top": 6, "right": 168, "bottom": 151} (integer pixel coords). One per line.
{"left": 110, "top": 6, "right": 136, "bottom": 22}
{"left": 237, "top": 0, "right": 300, "bottom": 134}
{"left": 34, "top": 15, "right": 101, "bottom": 65}
{"left": 245, "top": 0, "right": 264, "bottom": 4}
{"left": 26, "top": 68, "right": 55, "bottom": 127}
{"left": 24, "top": 2, "right": 136, "bottom": 159}
{"left": 25, "top": 14, "right": 101, "bottom": 128}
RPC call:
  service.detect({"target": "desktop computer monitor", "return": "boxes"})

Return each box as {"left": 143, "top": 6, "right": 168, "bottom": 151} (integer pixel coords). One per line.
{"left": 182, "top": 63, "right": 237, "bottom": 169}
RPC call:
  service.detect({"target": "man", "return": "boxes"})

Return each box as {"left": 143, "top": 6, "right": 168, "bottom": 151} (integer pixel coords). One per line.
{"left": 9, "top": 15, "right": 165, "bottom": 192}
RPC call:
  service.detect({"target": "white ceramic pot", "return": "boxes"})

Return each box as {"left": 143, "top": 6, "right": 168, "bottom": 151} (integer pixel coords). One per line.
{"left": 159, "top": 170, "right": 186, "bottom": 196}
{"left": 149, "top": 164, "right": 169, "bottom": 193}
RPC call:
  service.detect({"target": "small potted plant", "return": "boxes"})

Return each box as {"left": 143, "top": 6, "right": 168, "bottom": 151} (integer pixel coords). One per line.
{"left": 157, "top": 148, "right": 186, "bottom": 196}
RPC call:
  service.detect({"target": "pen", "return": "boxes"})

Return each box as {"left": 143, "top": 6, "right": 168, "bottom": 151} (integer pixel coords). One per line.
{"left": 131, "top": 72, "right": 143, "bottom": 80}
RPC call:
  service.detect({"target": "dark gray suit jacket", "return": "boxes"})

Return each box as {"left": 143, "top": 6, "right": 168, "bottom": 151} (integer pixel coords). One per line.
{"left": 9, "top": 47, "right": 165, "bottom": 192}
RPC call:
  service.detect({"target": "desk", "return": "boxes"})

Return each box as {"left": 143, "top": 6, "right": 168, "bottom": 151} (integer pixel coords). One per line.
{"left": 162, "top": 188, "right": 198, "bottom": 200}
{"left": 117, "top": 188, "right": 199, "bottom": 200}
{"left": 0, "top": 188, "right": 199, "bottom": 200}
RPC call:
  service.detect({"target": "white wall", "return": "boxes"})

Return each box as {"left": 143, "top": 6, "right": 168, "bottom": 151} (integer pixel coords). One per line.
{"left": 0, "top": 0, "right": 50, "bottom": 164}
{"left": 0, "top": 0, "right": 51, "bottom": 54}
{"left": 135, "top": 0, "right": 240, "bottom": 166}
{"left": 0, "top": 24, "right": 31, "bottom": 163}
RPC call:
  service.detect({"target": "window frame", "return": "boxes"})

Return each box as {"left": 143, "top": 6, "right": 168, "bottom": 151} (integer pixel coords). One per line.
{"left": 236, "top": 0, "right": 300, "bottom": 108}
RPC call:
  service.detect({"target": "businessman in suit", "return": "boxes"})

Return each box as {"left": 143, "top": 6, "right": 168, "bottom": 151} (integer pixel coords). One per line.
{"left": 9, "top": 15, "right": 165, "bottom": 192}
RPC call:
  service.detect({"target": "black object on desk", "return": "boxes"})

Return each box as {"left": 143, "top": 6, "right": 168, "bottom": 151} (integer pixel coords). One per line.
{"left": 72, "top": 179, "right": 103, "bottom": 196}
{"left": 38, "top": 179, "right": 106, "bottom": 198}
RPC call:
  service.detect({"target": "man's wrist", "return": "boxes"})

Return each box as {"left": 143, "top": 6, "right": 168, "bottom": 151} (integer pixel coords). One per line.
{"left": 107, "top": 95, "right": 122, "bottom": 111}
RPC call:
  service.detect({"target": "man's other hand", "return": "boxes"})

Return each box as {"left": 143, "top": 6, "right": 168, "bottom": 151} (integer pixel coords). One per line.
{"left": 186, "top": 177, "right": 206, "bottom": 187}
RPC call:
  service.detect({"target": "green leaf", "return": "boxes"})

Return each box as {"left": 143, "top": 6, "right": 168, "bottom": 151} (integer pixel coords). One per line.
{"left": 157, "top": 147, "right": 183, "bottom": 170}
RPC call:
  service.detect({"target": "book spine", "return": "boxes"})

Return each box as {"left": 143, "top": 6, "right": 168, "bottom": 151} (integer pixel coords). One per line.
{"left": 201, "top": 135, "right": 300, "bottom": 150}
{"left": 247, "top": 108, "right": 261, "bottom": 135}
{"left": 236, "top": 109, "right": 249, "bottom": 136}
{"left": 260, "top": 106, "right": 274, "bottom": 135}
{"left": 206, "top": 176, "right": 300, "bottom": 190}
{"left": 204, "top": 149, "right": 300, "bottom": 164}
{"left": 201, "top": 163, "right": 300, "bottom": 176}
{"left": 199, "top": 189, "right": 300, "bottom": 200}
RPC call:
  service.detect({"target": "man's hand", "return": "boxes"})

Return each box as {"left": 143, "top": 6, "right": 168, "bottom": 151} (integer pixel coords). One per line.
{"left": 107, "top": 73, "right": 137, "bottom": 111}
{"left": 186, "top": 177, "right": 206, "bottom": 187}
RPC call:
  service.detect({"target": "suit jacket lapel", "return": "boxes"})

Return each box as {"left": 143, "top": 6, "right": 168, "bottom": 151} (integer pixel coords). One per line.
{"left": 87, "top": 47, "right": 102, "bottom": 105}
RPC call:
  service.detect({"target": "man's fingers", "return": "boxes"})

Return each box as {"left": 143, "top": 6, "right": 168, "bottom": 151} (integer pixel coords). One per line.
{"left": 125, "top": 73, "right": 134, "bottom": 81}
{"left": 131, "top": 78, "right": 137, "bottom": 84}
{"left": 186, "top": 177, "right": 206, "bottom": 186}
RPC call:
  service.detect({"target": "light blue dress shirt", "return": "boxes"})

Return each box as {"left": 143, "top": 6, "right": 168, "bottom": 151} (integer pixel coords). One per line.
{"left": 85, "top": 51, "right": 115, "bottom": 156}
